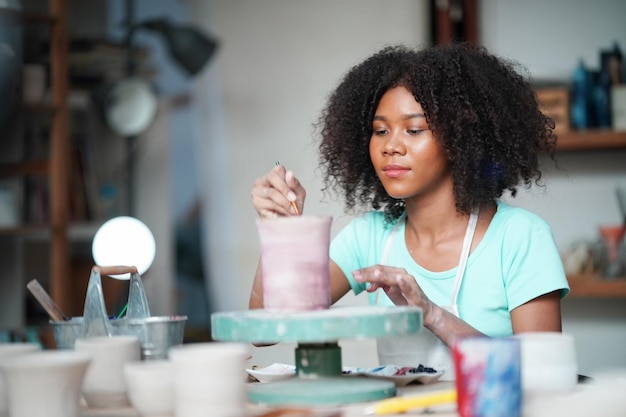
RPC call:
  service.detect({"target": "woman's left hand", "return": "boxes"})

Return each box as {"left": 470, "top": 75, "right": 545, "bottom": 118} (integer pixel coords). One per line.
{"left": 352, "top": 265, "right": 434, "bottom": 315}
{"left": 354, "top": 265, "right": 485, "bottom": 346}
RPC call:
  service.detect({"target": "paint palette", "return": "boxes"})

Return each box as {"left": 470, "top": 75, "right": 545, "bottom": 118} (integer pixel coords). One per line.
{"left": 246, "top": 363, "right": 444, "bottom": 387}
{"left": 343, "top": 365, "right": 445, "bottom": 387}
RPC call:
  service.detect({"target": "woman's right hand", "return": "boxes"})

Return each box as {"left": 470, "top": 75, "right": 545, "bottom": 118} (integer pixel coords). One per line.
{"left": 251, "top": 164, "right": 306, "bottom": 218}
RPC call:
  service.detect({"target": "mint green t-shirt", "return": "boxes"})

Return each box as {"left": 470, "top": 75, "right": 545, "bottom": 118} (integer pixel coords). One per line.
{"left": 330, "top": 201, "right": 569, "bottom": 337}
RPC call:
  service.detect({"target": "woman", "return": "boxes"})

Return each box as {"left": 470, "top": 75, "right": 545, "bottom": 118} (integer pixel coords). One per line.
{"left": 249, "top": 43, "right": 569, "bottom": 373}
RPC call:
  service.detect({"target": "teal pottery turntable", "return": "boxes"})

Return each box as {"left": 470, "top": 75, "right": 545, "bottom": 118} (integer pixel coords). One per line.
{"left": 211, "top": 305, "right": 423, "bottom": 406}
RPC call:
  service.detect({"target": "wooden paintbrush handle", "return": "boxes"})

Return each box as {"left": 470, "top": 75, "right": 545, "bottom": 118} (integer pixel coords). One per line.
{"left": 93, "top": 265, "right": 138, "bottom": 276}
{"left": 26, "top": 279, "right": 66, "bottom": 321}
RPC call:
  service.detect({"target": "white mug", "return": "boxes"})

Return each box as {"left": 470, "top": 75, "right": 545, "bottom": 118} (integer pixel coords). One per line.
{"left": 513, "top": 332, "right": 578, "bottom": 394}
{"left": 0, "top": 350, "right": 91, "bottom": 417}
{"left": 75, "top": 335, "right": 141, "bottom": 408}
{"left": 0, "top": 343, "right": 41, "bottom": 416}
{"left": 124, "top": 359, "right": 175, "bottom": 417}
{"left": 169, "top": 342, "right": 249, "bottom": 417}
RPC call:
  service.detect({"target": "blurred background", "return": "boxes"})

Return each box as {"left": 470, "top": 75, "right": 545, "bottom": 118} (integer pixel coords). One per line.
{"left": 0, "top": 0, "right": 624, "bottom": 375}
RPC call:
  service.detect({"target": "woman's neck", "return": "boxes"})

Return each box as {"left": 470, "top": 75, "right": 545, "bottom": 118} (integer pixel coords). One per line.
{"left": 404, "top": 199, "right": 469, "bottom": 247}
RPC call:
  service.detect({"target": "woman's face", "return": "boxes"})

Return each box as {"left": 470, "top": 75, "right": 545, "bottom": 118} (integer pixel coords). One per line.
{"left": 369, "top": 86, "right": 451, "bottom": 200}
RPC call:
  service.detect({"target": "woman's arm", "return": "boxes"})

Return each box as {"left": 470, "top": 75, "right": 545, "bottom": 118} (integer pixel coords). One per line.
{"left": 429, "top": 291, "right": 563, "bottom": 347}
{"left": 353, "top": 265, "right": 564, "bottom": 347}
{"left": 330, "top": 261, "right": 352, "bottom": 304}
{"left": 353, "top": 265, "right": 485, "bottom": 347}
{"left": 510, "top": 290, "right": 562, "bottom": 333}
{"left": 249, "top": 260, "right": 264, "bottom": 309}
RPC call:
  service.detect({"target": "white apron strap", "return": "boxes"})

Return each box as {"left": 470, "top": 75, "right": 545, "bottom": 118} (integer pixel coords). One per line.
{"left": 375, "top": 216, "right": 405, "bottom": 304}
{"left": 449, "top": 207, "right": 480, "bottom": 309}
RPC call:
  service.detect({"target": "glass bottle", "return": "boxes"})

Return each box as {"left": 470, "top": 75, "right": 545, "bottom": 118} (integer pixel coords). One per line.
{"left": 598, "top": 226, "right": 626, "bottom": 279}
{"left": 571, "top": 60, "right": 590, "bottom": 129}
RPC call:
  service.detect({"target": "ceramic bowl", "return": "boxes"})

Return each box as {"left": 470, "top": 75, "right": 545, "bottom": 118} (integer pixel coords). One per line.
{"left": 124, "top": 360, "right": 174, "bottom": 417}
{"left": 169, "top": 343, "right": 249, "bottom": 417}
{"left": 0, "top": 343, "right": 41, "bottom": 415}
{"left": 75, "top": 335, "right": 141, "bottom": 409}
{"left": 0, "top": 350, "right": 91, "bottom": 417}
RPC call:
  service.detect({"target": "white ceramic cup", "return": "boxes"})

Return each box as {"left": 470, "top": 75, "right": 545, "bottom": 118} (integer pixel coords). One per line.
{"left": 0, "top": 350, "right": 91, "bottom": 417}
{"left": 75, "top": 335, "right": 141, "bottom": 408}
{"left": 0, "top": 343, "right": 41, "bottom": 416}
{"left": 124, "top": 360, "right": 174, "bottom": 417}
{"left": 169, "top": 342, "right": 249, "bottom": 417}
{"left": 513, "top": 332, "right": 578, "bottom": 395}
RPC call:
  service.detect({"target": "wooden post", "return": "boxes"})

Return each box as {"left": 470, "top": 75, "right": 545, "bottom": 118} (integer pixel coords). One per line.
{"left": 435, "top": 0, "right": 454, "bottom": 44}
{"left": 463, "top": 0, "right": 478, "bottom": 45}
{"left": 48, "top": 0, "right": 71, "bottom": 314}
{"left": 432, "top": 0, "right": 479, "bottom": 45}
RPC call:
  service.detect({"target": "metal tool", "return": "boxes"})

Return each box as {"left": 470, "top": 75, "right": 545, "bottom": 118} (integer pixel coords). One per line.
{"left": 52, "top": 265, "right": 186, "bottom": 360}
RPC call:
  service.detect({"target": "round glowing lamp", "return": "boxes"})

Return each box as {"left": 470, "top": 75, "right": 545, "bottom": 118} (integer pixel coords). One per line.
{"left": 92, "top": 216, "right": 156, "bottom": 279}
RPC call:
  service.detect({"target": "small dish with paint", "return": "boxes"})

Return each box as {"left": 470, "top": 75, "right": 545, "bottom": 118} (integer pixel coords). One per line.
{"left": 246, "top": 363, "right": 296, "bottom": 383}
{"left": 343, "top": 364, "right": 444, "bottom": 387}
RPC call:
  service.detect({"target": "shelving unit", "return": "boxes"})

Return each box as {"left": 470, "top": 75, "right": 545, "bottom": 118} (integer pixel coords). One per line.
{"left": 556, "top": 130, "right": 626, "bottom": 151}
{"left": 0, "top": 0, "right": 71, "bottom": 331}
{"left": 557, "top": 129, "right": 626, "bottom": 296}
{"left": 567, "top": 275, "right": 626, "bottom": 298}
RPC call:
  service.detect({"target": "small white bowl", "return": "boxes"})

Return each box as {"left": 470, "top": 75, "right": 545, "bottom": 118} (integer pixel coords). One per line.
{"left": 75, "top": 335, "right": 141, "bottom": 409}
{"left": 124, "top": 360, "right": 174, "bottom": 417}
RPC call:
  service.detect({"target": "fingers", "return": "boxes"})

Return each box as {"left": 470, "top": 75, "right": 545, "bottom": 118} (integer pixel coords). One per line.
{"left": 353, "top": 265, "right": 427, "bottom": 307}
{"left": 352, "top": 266, "right": 406, "bottom": 287}
{"left": 395, "top": 275, "right": 420, "bottom": 297}
{"left": 285, "top": 170, "right": 306, "bottom": 214}
{"left": 251, "top": 181, "right": 283, "bottom": 218}
{"left": 251, "top": 165, "right": 305, "bottom": 218}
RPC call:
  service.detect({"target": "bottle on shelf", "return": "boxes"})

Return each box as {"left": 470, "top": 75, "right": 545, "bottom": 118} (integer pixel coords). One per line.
{"left": 593, "top": 51, "right": 613, "bottom": 128}
{"left": 607, "top": 41, "right": 623, "bottom": 85}
{"left": 598, "top": 226, "right": 626, "bottom": 279}
{"left": 570, "top": 59, "right": 590, "bottom": 130}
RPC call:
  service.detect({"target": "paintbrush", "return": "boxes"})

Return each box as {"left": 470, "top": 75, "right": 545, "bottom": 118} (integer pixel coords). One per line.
{"left": 364, "top": 389, "right": 457, "bottom": 415}
{"left": 275, "top": 161, "right": 300, "bottom": 215}
{"left": 26, "top": 279, "right": 67, "bottom": 321}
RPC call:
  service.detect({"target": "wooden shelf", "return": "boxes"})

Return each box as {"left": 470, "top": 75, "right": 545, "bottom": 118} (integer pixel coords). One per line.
{"left": 0, "top": 160, "right": 50, "bottom": 178}
{"left": 556, "top": 130, "right": 626, "bottom": 151}
{"left": 0, "top": 0, "right": 72, "bottom": 325}
{"left": 0, "top": 225, "right": 50, "bottom": 236}
{"left": 567, "top": 275, "right": 626, "bottom": 297}
{"left": 0, "top": 8, "right": 55, "bottom": 25}
{"left": 0, "top": 222, "right": 98, "bottom": 241}
{"left": 23, "top": 101, "right": 58, "bottom": 114}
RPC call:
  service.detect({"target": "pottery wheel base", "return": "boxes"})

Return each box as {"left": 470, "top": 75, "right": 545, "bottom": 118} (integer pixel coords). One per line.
{"left": 248, "top": 377, "right": 395, "bottom": 406}
{"left": 211, "top": 306, "right": 423, "bottom": 405}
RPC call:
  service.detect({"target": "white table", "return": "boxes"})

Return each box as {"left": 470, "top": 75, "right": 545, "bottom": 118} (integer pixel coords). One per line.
{"left": 79, "top": 381, "right": 457, "bottom": 417}
{"left": 248, "top": 381, "right": 458, "bottom": 417}
{"left": 81, "top": 380, "right": 598, "bottom": 417}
